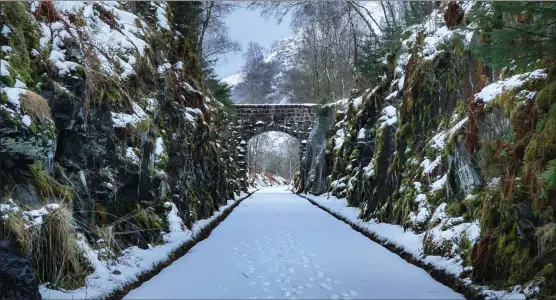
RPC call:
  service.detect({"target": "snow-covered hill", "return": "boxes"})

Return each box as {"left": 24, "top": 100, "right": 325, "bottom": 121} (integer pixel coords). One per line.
{"left": 222, "top": 32, "right": 302, "bottom": 104}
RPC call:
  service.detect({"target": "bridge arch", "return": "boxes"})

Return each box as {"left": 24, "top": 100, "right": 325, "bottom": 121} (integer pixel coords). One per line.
{"left": 232, "top": 104, "right": 320, "bottom": 189}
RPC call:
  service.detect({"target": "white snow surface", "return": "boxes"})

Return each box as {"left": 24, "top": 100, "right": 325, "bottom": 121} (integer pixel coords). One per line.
{"left": 1, "top": 59, "right": 9, "bottom": 76}
{"left": 21, "top": 115, "right": 32, "bottom": 127}
{"left": 302, "top": 193, "right": 526, "bottom": 299}
{"left": 475, "top": 69, "right": 547, "bottom": 103}
{"left": 125, "top": 147, "right": 140, "bottom": 164}
{"left": 111, "top": 101, "right": 148, "bottom": 128}
{"left": 221, "top": 72, "right": 245, "bottom": 87}
{"left": 421, "top": 156, "right": 441, "bottom": 175}
{"left": 431, "top": 174, "right": 448, "bottom": 192}
{"left": 431, "top": 117, "right": 468, "bottom": 149}
{"left": 378, "top": 105, "right": 398, "bottom": 129}
{"left": 125, "top": 187, "right": 463, "bottom": 299}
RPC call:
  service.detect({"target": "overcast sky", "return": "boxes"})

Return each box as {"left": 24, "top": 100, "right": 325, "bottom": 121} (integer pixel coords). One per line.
{"left": 214, "top": 4, "right": 293, "bottom": 79}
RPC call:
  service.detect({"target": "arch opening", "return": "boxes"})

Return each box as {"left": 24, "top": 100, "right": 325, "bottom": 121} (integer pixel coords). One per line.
{"left": 245, "top": 131, "right": 301, "bottom": 187}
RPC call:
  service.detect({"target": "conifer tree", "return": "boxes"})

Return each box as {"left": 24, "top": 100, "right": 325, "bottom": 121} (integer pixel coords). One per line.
{"left": 469, "top": 2, "right": 556, "bottom": 70}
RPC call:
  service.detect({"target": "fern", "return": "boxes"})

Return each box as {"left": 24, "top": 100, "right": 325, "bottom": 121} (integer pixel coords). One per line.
{"left": 541, "top": 159, "right": 556, "bottom": 192}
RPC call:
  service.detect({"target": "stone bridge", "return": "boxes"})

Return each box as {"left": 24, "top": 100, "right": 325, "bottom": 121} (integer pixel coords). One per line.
{"left": 231, "top": 104, "right": 320, "bottom": 189}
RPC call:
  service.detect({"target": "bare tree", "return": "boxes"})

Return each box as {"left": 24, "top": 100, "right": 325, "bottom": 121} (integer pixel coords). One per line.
{"left": 236, "top": 42, "right": 277, "bottom": 103}
{"left": 199, "top": 2, "right": 241, "bottom": 64}
{"left": 282, "top": 2, "right": 364, "bottom": 104}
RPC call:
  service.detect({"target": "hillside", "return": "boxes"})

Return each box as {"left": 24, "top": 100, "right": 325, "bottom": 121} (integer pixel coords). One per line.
{"left": 222, "top": 32, "right": 302, "bottom": 104}
{"left": 0, "top": 1, "right": 239, "bottom": 298}
{"left": 299, "top": 2, "right": 556, "bottom": 298}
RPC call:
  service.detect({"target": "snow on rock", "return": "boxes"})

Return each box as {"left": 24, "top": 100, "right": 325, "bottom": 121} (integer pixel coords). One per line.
{"left": 421, "top": 156, "right": 441, "bottom": 175}
{"left": 333, "top": 128, "right": 345, "bottom": 150}
{"left": 431, "top": 117, "right": 468, "bottom": 149}
{"left": 352, "top": 96, "right": 363, "bottom": 108}
{"left": 153, "top": 2, "right": 170, "bottom": 30}
{"left": 381, "top": 105, "right": 396, "bottom": 118}
{"left": 155, "top": 137, "right": 164, "bottom": 156}
{"left": 409, "top": 194, "right": 430, "bottom": 224}
{"left": 422, "top": 25, "right": 454, "bottom": 61}
{"left": 0, "top": 199, "right": 20, "bottom": 219}
{"left": 431, "top": 174, "right": 447, "bottom": 192}
{"left": 363, "top": 160, "right": 375, "bottom": 178}
{"left": 385, "top": 91, "right": 398, "bottom": 101}
{"left": 475, "top": 69, "right": 547, "bottom": 103}
{"left": 37, "top": 1, "right": 150, "bottom": 78}
{"left": 157, "top": 62, "right": 172, "bottom": 73}
{"left": 1, "top": 25, "right": 11, "bottom": 37}
{"left": 21, "top": 115, "right": 32, "bottom": 127}
{"left": 14, "top": 79, "right": 27, "bottom": 88}
{"left": 111, "top": 101, "right": 148, "bottom": 128}
{"left": 185, "top": 107, "right": 202, "bottom": 124}
{"left": 357, "top": 128, "right": 366, "bottom": 140}
{"left": 164, "top": 202, "right": 185, "bottom": 233}
{"left": 126, "top": 147, "right": 140, "bottom": 164}
{"left": 377, "top": 105, "right": 397, "bottom": 129}
{"left": 331, "top": 178, "right": 347, "bottom": 191}
{"left": 4, "top": 87, "right": 27, "bottom": 108}
{"left": 1, "top": 59, "right": 9, "bottom": 76}
{"left": 22, "top": 204, "right": 61, "bottom": 228}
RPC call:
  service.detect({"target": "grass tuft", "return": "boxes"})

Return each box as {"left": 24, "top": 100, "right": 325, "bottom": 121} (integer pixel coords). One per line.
{"left": 20, "top": 91, "right": 53, "bottom": 125}
{"left": 30, "top": 205, "right": 91, "bottom": 289}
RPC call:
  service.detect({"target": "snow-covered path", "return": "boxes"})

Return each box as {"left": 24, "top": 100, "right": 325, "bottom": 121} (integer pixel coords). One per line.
{"left": 125, "top": 187, "right": 463, "bottom": 299}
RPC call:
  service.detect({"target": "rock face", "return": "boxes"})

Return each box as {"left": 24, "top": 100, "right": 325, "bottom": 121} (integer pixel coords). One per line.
{"left": 300, "top": 4, "right": 556, "bottom": 297}
{"left": 0, "top": 240, "right": 41, "bottom": 300}
{"left": 0, "top": 1, "right": 239, "bottom": 293}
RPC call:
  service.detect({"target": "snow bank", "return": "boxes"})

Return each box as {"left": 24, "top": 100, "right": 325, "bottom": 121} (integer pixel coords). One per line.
{"left": 40, "top": 191, "right": 252, "bottom": 299}
{"left": 301, "top": 193, "right": 528, "bottom": 299}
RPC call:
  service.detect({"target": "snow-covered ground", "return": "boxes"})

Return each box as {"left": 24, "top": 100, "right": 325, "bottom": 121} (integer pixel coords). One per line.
{"left": 302, "top": 193, "right": 529, "bottom": 300}
{"left": 125, "top": 187, "right": 462, "bottom": 299}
